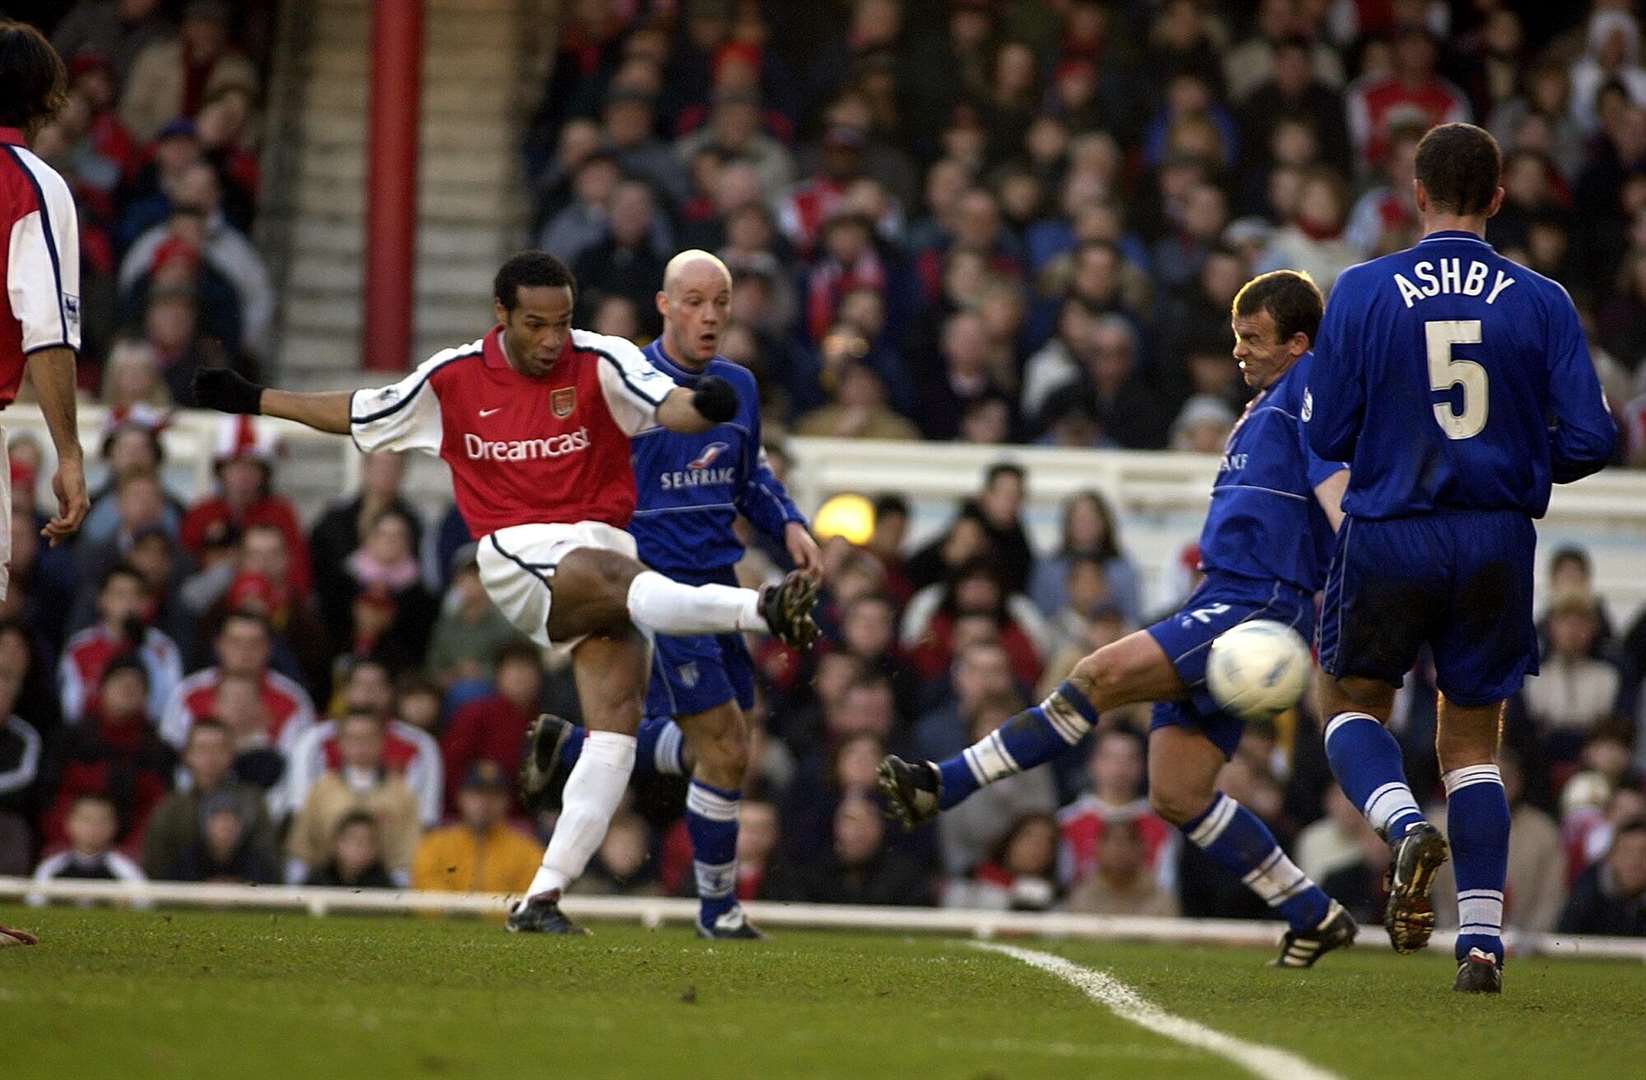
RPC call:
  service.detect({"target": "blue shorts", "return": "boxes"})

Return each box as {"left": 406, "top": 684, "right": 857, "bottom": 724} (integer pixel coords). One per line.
{"left": 1317, "top": 510, "right": 1538, "bottom": 707}
{"left": 1145, "top": 575, "right": 1315, "bottom": 759}
{"left": 646, "top": 630, "right": 755, "bottom": 719}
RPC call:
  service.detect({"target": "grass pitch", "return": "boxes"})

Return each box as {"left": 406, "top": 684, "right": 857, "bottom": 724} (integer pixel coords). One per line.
{"left": 4, "top": 905, "right": 1642, "bottom": 1079}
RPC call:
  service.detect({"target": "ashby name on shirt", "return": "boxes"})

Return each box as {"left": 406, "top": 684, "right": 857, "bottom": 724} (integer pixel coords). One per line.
{"left": 1391, "top": 256, "right": 1516, "bottom": 309}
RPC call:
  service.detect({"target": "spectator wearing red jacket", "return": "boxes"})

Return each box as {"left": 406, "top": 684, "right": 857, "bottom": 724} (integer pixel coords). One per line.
{"left": 180, "top": 415, "right": 311, "bottom": 597}
{"left": 160, "top": 609, "right": 316, "bottom": 753}
{"left": 441, "top": 641, "right": 543, "bottom": 814}
{"left": 780, "top": 122, "right": 865, "bottom": 255}
{"left": 40, "top": 656, "right": 175, "bottom": 851}
{"left": 1346, "top": 27, "right": 1469, "bottom": 170}
{"left": 1056, "top": 728, "right": 1177, "bottom": 892}
{"left": 58, "top": 561, "right": 182, "bottom": 724}
{"left": 907, "top": 560, "right": 1044, "bottom": 692}
{"left": 283, "top": 660, "right": 442, "bottom": 827}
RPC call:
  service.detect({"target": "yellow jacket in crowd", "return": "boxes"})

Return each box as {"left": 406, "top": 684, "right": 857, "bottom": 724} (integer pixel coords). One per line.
{"left": 412, "top": 822, "right": 542, "bottom": 894}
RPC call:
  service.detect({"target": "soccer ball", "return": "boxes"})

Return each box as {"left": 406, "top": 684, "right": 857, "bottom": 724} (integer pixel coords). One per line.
{"left": 1206, "top": 620, "right": 1312, "bottom": 721}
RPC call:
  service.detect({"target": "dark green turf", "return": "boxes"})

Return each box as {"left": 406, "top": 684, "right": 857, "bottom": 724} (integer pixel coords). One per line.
{"left": 3, "top": 906, "right": 1642, "bottom": 1079}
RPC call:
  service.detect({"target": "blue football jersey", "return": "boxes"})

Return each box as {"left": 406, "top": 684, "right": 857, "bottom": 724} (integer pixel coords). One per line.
{"left": 627, "top": 340, "right": 805, "bottom": 577}
{"left": 1308, "top": 231, "right": 1616, "bottom": 519}
{"left": 1199, "top": 353, "right": 1344, "bottom": 593}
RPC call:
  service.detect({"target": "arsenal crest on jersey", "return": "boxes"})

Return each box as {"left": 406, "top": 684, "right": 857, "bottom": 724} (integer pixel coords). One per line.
{"left": 551, "top": 387, "right": 576, "bottom": 419}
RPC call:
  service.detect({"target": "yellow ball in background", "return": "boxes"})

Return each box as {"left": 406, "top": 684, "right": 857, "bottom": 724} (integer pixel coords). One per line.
{"left": 812, "top": 493, "right": 875, "bottom": 545}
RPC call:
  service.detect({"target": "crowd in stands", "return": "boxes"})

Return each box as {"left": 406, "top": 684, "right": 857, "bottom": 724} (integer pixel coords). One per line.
{"left": 19, "top": 0, "right": 274, "bottom": 404}
{"left": 523, "top": 0, "right": 1646, "bottom": 464}
{"left": 6, "top": 0, "right": 1646, "bottom": 936}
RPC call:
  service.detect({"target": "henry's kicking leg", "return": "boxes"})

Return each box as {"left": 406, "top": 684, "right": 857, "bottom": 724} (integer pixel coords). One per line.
{"left": 548, "top": 548, "right": 817, "bottom": 649}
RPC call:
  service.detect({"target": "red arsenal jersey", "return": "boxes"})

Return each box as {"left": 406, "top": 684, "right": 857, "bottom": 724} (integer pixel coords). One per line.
{"left": 349, "top": 327, "right": 675, "bottom": 538}
{"left": 159, "top": 667, "right": 317, "bottom": 751}
{"left": 1346, "top": 74, "right": 1469, "bottom": 167}
{"left": 1057, "top": 795, "right": 1177, "bottom": 888}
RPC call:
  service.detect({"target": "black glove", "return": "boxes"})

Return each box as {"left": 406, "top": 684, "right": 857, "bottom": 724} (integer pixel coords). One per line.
{"left": 192, "top": 367, "right": 265, "bottom": 414}
{"left": 692, "top": 374, "right": 738, "bottom": 424}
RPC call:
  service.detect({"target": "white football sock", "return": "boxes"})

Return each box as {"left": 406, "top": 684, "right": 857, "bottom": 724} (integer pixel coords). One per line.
{"left": 527, "top": 730, "right": 636, "bottom": 898}
{"left": 625, "top": 570, "right": 763, "bottom": 635}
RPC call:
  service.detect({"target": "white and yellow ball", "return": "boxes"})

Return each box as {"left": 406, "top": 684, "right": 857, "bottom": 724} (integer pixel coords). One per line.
{"left": 1206, "top": 619, "right": 1312, "bottom": 721}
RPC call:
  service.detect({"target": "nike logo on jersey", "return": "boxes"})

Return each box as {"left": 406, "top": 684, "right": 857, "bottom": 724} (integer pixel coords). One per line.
{"left": 479, "top": 407, "right": 503, "bottom": 417}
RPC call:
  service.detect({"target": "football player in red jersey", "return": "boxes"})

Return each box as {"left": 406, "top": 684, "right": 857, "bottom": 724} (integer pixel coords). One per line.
{"left": 193, "top": 252, "right": 818, "bottom": 933}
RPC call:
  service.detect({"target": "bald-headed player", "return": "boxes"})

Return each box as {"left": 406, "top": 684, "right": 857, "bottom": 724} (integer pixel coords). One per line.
{"left": 524, "top": 250, "right": 821, "bottom": 938}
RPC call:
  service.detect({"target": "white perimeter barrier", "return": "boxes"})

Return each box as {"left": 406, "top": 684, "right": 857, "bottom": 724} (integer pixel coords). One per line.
{"left": 3, "top": 876, "right": 1643, "bottom": 962}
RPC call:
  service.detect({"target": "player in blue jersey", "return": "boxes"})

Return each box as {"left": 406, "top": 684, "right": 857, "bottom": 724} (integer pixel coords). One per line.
{"left": 880, "top": 271, "right": 1358, "bottom": 967}
{"left": 1307, "top": 124, "right": 1617, "bottom": 993}
{"left": 521, "top": 250, "right": 822, "bottom": 939}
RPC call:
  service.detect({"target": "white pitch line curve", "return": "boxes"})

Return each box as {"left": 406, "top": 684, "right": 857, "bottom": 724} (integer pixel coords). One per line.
{"left": 973, "top": 941, "right": 1344, "bottom": 1080}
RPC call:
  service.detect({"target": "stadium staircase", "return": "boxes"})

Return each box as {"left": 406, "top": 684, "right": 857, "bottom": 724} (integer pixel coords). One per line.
{"left": 254, "top": 0, "right": 560, "bottom": 511}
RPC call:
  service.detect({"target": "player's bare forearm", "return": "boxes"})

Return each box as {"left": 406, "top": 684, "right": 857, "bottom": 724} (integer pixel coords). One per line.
{"left": 657, "top": 387, "right": 716, "bottom": 434}
{"left": 189, "top": 368, "right": 350, "bottom": 434}
{"left": 26, "top": 346, "right": 89, "bottom": 544}
{"left": 260, "top": 388, "right": 353, "bottom": 435}
{"left": 1314, "top": 469, "right": 1349, "bottom": 532}
{"left": 26, "top": 346, "right": 83, "bottom": 463}
{"left": 784, "top": 521, "right": 824, "bottom": 579}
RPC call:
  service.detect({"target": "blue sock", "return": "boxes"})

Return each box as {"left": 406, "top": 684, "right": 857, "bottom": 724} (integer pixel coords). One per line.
{"left": 685, "top": 779, "right": 740, "bottom": 927}
{"left": 1444, "top": 764, "right": 1509, "bottom": 965}
{"left": 557, "top": 725, "right": 586, "bottom": 771}
{"left": 559, "top": 718, "right": 686, "bottom": 777}
{"left": 935, "top": 682, "right": 1097, "bottom": 810}
{"left": 1183, "top": 792, "right": 1331, "bottom": 931}
{"left": 1324, "top": 712, "right": 1426, "bottom": 841}
{"left": 637, "top": 717, "right": 687, "bottom": 777}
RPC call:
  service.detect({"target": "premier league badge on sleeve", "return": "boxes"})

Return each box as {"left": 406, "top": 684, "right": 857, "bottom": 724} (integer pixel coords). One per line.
{"left": 551, "top": 387, "right": 576, "bottom": 418}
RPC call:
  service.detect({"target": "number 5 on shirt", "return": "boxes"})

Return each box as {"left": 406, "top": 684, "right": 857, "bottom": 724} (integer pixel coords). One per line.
{"left": 1426, "top": 319, "right": 1486, "bottom": 441}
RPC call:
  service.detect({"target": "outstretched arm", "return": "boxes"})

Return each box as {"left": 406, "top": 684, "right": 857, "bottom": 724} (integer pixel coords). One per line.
{"left": 264, "top": 388, "right": 352, "bottom": 434}
{"left": 194, "top": 366, "right": 444, "bottom": 457}
{"left": 192, "top": 369, "right": 352, "bottom": 434}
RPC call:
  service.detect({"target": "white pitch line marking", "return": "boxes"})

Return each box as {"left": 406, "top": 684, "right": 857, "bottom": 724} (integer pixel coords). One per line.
{"left": 973, "top": 941, "right": 1344, "bottom": 1080}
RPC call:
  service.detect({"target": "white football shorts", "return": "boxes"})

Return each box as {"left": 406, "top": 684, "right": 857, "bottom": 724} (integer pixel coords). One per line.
{"left": 475, "top": 520, "right": 638, "bottom": 650}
